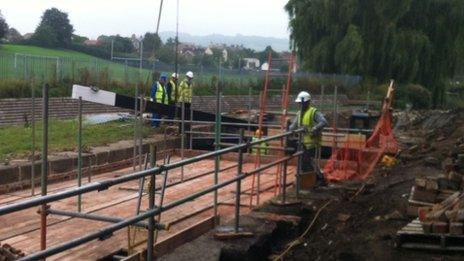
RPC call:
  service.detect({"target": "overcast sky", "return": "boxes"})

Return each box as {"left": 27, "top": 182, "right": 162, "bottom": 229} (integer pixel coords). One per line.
{"left": 1, "top": 0, "right": 290, "bottom": 39}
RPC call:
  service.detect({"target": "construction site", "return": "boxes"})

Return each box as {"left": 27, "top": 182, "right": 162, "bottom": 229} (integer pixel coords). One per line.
{"left": 1, "top": 1, "right": 464, "bottom": 261}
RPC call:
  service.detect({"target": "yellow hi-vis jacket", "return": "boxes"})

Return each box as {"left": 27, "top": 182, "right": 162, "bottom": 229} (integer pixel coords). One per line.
{"left": 155, "top": 82, "right": 168, "bottom": 105}
{"left": 178, "top": 79, "right": 192, "bottom": 103}
{"left": 170, "top": 80, "right": 178, "bottom": 103}
{"left": 251, "top": 136, "right": 269, "bottom": 155}
{"left": 297, "top": 106, "right": 321, "bottom": 148}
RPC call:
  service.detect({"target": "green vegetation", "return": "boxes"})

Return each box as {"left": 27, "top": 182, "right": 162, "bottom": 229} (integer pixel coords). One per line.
{"left": 285, "top": 0, "right": 464, "bottom": 107}
{"left": 0, "top": 44, "right": 97, "bottom": 59}
{"left": 29, "top": 8, "right": 74, "bottom": 48}
{"left": 0, "top": 10, "right": 7, "bottom": 40}
{"left": 0, "top": 120, "right": 152, "bottom": 162}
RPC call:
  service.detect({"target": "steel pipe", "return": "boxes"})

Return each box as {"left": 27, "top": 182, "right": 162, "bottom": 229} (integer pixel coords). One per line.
{"left": 0, "top": 129, "right": 304, "bottom": 216}
{"left": 19, "top": 152, "right": 301, "bottom": 261}
{"left": 48, "top": 209, "right": 149, "bottom": 228}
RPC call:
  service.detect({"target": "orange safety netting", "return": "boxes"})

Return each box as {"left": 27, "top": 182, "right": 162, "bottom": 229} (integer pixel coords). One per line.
{"left": 323, "top": 81, "right": 398, "bottom": 181}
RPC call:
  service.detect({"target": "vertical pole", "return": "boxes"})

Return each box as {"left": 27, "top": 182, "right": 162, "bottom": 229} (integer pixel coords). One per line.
{"left": 111, "top": 39, "right": 114, "bottom": 60}
{"left": 87, "top": 157, "right": 92, "bottom": 183}
{"left": 214, "top": 66, "right": 222, "bottom": 225}
{"left": 124, "top": 60, "right": 128, "bottom": 86}
{"left": 296, "top": 102, "right": 304, "bottom": 199}
{"left": 189, "top": 103, "right": 193, "bottom": 150}
{"left": 282, "top": 159, "right": 288, "bottom": 203}
{"left": 234, "top": 129, "right": 244, "bottom": 232}
{"left": 40, "top": 83, "right": 49, "bottom": 252}
{"left": 31, "top": 78, "right": 36, "bottom": 196}
{"left": 247, "top": 84, "right": 252, "bottom": 133}
{"left": 180, "top": 102, "right": 185, "bottom": 182}
{"left": 77, "top": 97, "right": 83, "bottom": 212}
{"left": 333, "top": 85, "right": 338, "bottom": 131}
{"left": 23, "top": 55, "right": 26, "bottom": 80}
{"left": 133, "top": 86, "right": 139, "bottom": 171}
{"left": 138, "top": 95, "right": 143, "bottom": 171}
{"left": 147, "top": 145, "right": 156, "bottom": 261}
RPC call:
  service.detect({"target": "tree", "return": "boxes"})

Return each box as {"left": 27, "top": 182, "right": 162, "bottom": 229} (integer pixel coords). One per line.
{"left": 143, "top": 32, "right": 162, "bottom": 56}
{"left": 286, "top": 0, "right": 464, "bottom": 106}
{"left": 72, "top": 34, "right": 88, "bottom": 44}
{"left": 98, "top": 35, "right": 134, "bottom": 54}
{"left": 32, "top": 25, "right": 58, "bottom": 47}
{"left": 6, "top": 28, "right": 23, "bottom": 43}
{"left": 257, "top": 46, "right": 279, "bottom": 63}
{"left": 32, "top": 8, "right": 74, "bottom": 47}
{"left": 0, "top": 10, "right": 8, "bottom": 40}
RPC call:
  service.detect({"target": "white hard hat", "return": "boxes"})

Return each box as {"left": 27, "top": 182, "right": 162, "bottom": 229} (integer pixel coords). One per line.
{"left": 171, "top": 73, "right": 178, "bottom": 78}
{"left": 186, "top": 71, "right": 194, "bottom": 78}
{"left": 295, "top": 91, "right": 311, "bottom": 103}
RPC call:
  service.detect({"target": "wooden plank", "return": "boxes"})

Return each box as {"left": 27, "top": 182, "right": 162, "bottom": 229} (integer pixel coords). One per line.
{"left": 152, "top": 216, "right": 217, "bottom": 257}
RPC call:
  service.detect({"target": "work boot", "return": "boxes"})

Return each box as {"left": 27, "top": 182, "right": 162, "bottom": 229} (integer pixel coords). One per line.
{"left": 315, "top": 171, "right": 327, "bottom": 187}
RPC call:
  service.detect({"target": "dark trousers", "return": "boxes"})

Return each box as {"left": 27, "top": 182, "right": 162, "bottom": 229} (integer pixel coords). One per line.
{"left": 178, "top": 103, "right": 192, "bottom": 134}
{"left": 301, "top": 145, "right": 325, "bottom": 181}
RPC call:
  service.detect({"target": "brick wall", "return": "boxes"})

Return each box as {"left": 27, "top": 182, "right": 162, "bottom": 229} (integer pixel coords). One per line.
{"left": 0, "top": 98, "right": 131, "bottom": 126}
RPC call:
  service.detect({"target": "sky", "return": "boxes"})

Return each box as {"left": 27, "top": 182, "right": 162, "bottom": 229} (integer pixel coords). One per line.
{"left": 1, "top": 0, "right": 290, "bottom": 39}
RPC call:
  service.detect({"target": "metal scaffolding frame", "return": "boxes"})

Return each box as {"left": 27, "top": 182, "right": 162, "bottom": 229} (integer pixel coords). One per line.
{"left": 0, "top": 124, "right": 304, "bottom": 260}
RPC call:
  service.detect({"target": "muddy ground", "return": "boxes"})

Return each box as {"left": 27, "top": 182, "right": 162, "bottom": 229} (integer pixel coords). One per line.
{"left": 273, "top": 110, "right": 464, "bottom": 260}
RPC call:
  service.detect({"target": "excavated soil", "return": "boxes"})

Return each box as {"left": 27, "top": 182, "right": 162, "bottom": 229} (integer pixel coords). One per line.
{"left": 272, "top": 110, "right": 464, "bottom": 260}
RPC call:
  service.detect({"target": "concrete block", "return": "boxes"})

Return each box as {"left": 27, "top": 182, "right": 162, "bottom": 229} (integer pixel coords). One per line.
{"left": 0, "top": 165, "right": 19, "bottom": 184}
{"left": 94, "top": 151, "right": 109, "bottom": 165}
{"left": 415, "top": 177, "right": 427, "bottom": 188}
{"left": 109, "top": 147, "right": 132, "bottom": 163}
{"left": 432, "top": 222, "right": 449, "bottom": 234}
{"left": 411, "top": 186, "right": 437, "bottom": 203}
{"left": 425, "top": 179, "right": 439, "bottom": 191}
{"left": 18, "top": 162, "right": 41, "bottom": 181}
{"left": 49, "top": 157, "right": 75, "bottom": 174}
{"left": 449, "top": 222, "right": 463, "bottom": 235}
{"left": 422, "top": 222, "right": 433, "bottom": 234}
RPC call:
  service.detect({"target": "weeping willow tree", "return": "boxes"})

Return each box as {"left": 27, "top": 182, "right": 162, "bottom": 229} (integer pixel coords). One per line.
{"left": 286, "top": 0, "right": 464, "bottom": 106}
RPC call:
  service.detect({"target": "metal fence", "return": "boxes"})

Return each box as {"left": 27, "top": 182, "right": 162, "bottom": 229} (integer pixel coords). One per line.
{"left": 0, "top": 53, "right": 362, "bottom": 87}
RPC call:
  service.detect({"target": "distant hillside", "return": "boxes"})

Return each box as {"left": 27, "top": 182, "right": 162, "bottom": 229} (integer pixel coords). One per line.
{"left": 159, "top": 32, "right": 289, "bottom": 52}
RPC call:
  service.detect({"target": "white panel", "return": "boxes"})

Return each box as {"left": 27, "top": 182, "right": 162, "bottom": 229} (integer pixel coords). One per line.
{"left": 72, "top": 85, "right": 116, "bottom": 106}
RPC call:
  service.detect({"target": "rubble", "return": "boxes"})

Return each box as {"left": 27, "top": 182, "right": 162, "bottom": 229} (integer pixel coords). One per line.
{"left": 0, "top": 243, "right": 25, "bottom": 260}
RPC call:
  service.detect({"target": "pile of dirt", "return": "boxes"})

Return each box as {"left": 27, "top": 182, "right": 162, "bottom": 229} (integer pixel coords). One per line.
{"left": 272, "top": 109, "right": 464, "bottom": 260}
{"left": 0, "top": 243, "right": 25, "bottom": 260}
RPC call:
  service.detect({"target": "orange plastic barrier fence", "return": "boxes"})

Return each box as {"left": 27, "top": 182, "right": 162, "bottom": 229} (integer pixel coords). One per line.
{"left": 323, "top": 81, "right": 398, "bottom": 181}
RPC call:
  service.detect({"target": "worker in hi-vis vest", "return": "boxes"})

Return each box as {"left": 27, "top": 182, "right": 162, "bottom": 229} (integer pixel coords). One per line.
{"left": 150, "top": 74, "right": 168, "bottom": 127}
{"left": 289, "top": 91, "right": 328, "bottom": 186}
{"left": 252, "top": 129, "right": 269, "bottom": 155}
{"left": 178, "top": 71, "right": 194, "bottom": 133}
{"left": 167, "top": 73, "right": 178, "bottom": 119}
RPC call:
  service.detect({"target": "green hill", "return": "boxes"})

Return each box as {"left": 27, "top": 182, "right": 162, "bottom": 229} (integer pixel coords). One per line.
{"left": 0, "top": 44, "right": 99, "bottom": 59}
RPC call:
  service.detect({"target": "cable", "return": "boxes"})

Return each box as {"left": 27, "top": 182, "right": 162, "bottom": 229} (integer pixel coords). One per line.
{"left": 273, "top": 199, "right": 333, "bottom": 261}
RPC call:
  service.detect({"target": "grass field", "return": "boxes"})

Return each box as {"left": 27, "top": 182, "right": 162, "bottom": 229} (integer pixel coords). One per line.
{"left": 0, "top": 44, "right": 99, "bottom": 59}
{"left": 0, "top": 44, "right": 262, "bottom": 97}
{"left": 0, "top": 44, "right": 153, "bottom": 83}
{"left": 0, "top": 119, "right": 152, "bottom": 162}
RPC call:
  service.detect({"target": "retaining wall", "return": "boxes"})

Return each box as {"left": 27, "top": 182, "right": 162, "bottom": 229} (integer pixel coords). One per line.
{"left": 0, "top": 136, "right": 180, "bottom": 193}
{"left": 0, "top": 95, "right": 353, "bottom": 126}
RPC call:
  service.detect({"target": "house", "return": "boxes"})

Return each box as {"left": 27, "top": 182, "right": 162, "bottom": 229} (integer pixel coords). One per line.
{"left": 182, "top": 50, "right": 195, "bottom": 62}
{"left": 204, "top": 47, "right": 214, "bottom": 56}
{"left": 204, "top": 46, "right": 228, "bottom": 62}
{"left": 22, "top": 33, "right": 33, "bottom": 40}
{"left": 131, "top": 34, "right": 142, "bottom": 51}
{"left": 242, "top": 58, "right": 260, "bottom": 70}
{"left": 178, "top": 43, "right": 197, "bottom": 54}
{"left": 83, "top": 40, "right": 100, "bottom": 46}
